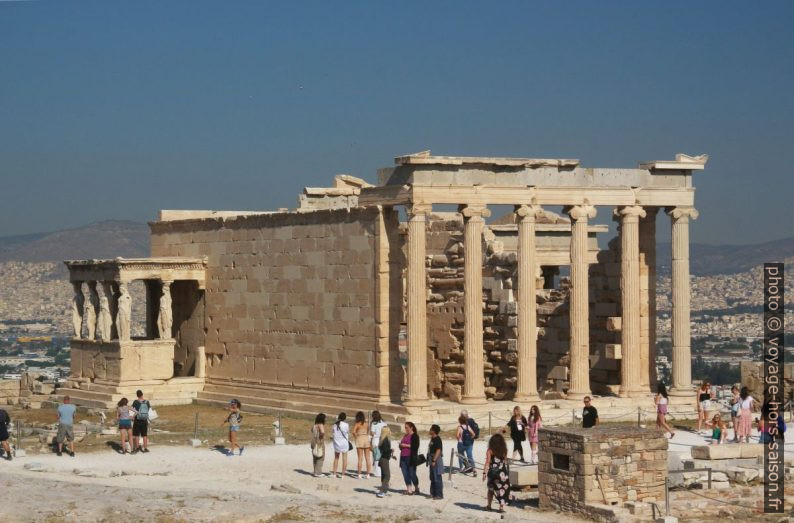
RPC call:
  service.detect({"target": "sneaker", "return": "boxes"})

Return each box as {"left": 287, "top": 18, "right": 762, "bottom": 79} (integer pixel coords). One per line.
{"left": 335, "top": 474, "right": 342, "bottom": 479}
{"left": 56, "top": 450, "right": 62, "bottom": 457}
{"left": 6, "top": 454, "right": 12, "bottom": 461}
{"left": 377, "top": 492, "right": 385, "bottom": 498}
{"left": 238, "top": 446, "right": 244, "bottom": 456}
{"left": 357, "top": 474, "right": 363, "bottom": 479}
{"left": 69, "top": 451, "right": 75, "bottom": 457}
{"left": 142, "top": 448, "right": 150, "bottom": 453}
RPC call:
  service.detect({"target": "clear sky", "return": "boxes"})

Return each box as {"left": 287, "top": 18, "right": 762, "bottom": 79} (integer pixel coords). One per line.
{"left": 1, "top": 1, "right": 792, "bottom": 244}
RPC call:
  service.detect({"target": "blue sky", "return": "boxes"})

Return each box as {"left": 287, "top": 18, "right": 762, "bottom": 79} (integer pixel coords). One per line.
{"left": 1, "top": 1, "right": 792, "bottom": 244}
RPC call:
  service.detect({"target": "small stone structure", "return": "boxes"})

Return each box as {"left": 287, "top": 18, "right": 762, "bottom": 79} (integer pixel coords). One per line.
{"left": 741, "top": 360, "right": 793, "bottom": 403}
{"left": 538, "top": 425, "right": 667, "bottom": 521}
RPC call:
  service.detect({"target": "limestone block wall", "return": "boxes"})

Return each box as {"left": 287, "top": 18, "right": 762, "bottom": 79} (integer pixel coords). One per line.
{"left": 70, "top": 339, "right": 175, "bottom": 382}
{"left": 538, "top": 426, "right": 667, "bottom": 518}
{"left": 150, "top": 207, "right": 392, "bottom": 400}
{"left": 423, "top": 216, "right": 623, "bottom": 400}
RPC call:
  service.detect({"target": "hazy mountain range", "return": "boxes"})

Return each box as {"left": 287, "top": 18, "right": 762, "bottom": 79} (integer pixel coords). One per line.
{"left": 0, "top": 220, "right": 791, "bottom": 276}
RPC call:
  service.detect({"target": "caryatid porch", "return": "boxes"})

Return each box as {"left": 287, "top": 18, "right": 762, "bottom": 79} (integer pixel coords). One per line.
{"left": 359, "top": 151, "right": 707, "bottom": 408}
{"left": 62, "top": 258, "right": 208, "bottom": 402}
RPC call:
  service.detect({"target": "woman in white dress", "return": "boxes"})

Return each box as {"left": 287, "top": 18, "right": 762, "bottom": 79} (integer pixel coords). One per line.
{"left": 332, "top": 412, "right": 351, "bottom": 478}
{"left": 370, "top": 410, "right": 387, "bottom": 478}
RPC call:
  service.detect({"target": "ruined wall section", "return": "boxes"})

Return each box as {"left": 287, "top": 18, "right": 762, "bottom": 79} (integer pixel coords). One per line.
{"left": 149, "top": 208, "right": 383, "bottom": 399}
{"left": 423, "top": 216, "right": 623, "bottom": 400}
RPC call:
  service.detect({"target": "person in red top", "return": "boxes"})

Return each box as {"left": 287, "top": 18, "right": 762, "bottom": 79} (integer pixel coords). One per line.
{"left": 398, "top": 422, "right": 420, "bottom": 495}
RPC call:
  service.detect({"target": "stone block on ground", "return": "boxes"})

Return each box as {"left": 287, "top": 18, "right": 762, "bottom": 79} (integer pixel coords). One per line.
{"left": 509, "top": 466, "right": 538, "bottom": 486}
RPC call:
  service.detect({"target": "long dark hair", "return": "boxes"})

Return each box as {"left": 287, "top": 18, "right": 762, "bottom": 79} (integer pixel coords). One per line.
{"left": 740, "top": 386, "right": 749, "bottom": 400}
{"left": 488, "top": 433, "right": 508, "bottom": 460}
{"left": 529, "top": 405, "right": 541, "bottom": 422}
{"left": 405, "top": 421, "right": 417, "bottom": 435}
{"left": 355, "top": 411, "right": 366, "bottom": 424}
{"left": 118, "top": 397, "right": 128, "bottom": 407}
{"left": 335, "top": 412, "right": 346, "bottom": 428}
{"left": 657, "top": 383, "right": 668, "bottom": 398}
{"left": 314, "top": 413, "right": 326, "bottom": 425}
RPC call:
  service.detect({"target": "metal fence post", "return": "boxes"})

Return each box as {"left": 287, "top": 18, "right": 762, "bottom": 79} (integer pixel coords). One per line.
{"left": 193, "top": 412, "right": 199, "bottom": 440}
{"left": 665, "top": 478, "right": 669, "bottom": 515}
{"left": 707, "top": 468, "right": 712, "bottom": 490}
{"left": 448, "top": 448, "right": 456, "bottom": 481}
{"left": 488, "top": 412, "right": 492, "bottom": 436}
{"left": 572, "top": 409, "right": 576, "bottom": 427}
{"left": 637, "top": 406, "right": 641, "bottom": 427}
{"left": 15, "top": 420, "right": 21, "bottom": 456}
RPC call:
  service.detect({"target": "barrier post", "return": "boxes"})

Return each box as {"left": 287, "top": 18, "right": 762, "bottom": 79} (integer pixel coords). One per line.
{"left": 665, "top": 478, "right": 669, "bottom": 515}
{"left": 448, "top": 448, "right": 456, "bottom": 481}
{"left": 572, "top": 409, "right": 576, "bottom": 427}
{"left": 707, "top": 468, "right": 712, "bottom": 490}
{"left": 15, "top": 420, "right": 21, "bottom": 456}
{"left": 488, "top": 412, "right": 492, "bottom": 436}
{"left": 637, "top": 406, "right": 641, "bottom": 427}
{"left": 193, "top": 413, "right": 199, "bottom": 440}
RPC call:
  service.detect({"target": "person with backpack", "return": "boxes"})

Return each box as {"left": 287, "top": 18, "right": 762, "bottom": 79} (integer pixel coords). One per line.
{"left": 131, "top": 390, "right": 151, "bottom": 453}
{"left": 456, "top": 411, "right": 478, "bottom": 474}
{"left": 0, "top": 408, "right": 12, "bottom": 461}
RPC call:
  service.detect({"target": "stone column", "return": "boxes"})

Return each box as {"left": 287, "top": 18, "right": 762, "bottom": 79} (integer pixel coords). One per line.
{"left": 667, "top": 207, "right": 698, "bottom": 396}
{"left": 639, "top": 207, "right": 658, "bottom": 389}
{"left": 515, "top": 204, "right": 541, "bottom": 402}
{"left": 158, "top": 280, "right": 173, "bottom": 339}
{"left": 116, "top": 282, "right": 132, "bottom": 341}
{"left": 565, "top": 204, "right": 596, "bottom": 400}
{"left": 85, "top": 281, "right": 99, "bottom": 340}
{"left": 98, "top": 282, "right": 114, "bottom": 342}
{"left": 71, "top": 282, "right": 84, "bottom": 339}
{"left": 404, "top": 203, "right": 431, "bottom": 407}
{"left": 460, "top": 204, "right": 490, "bottom": 404}
{"left": 616, "top": 206, "right": 646, "bottom": 397}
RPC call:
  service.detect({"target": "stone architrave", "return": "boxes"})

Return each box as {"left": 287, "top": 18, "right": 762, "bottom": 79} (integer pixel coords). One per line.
{"left": 565, "top": 204, "right": 596, "bottom": 400}
{"left": 404, "top": 203, "right": 432, "bottom": 407}
{"left": 71, "top": 281, "right": 84, "bottom": 338}
{"left": 515, "top": 204, "right": 542, "bottom": 402}
{"left": 158, "top": 281, "right": 173, "bottom": 339}
{"left": 616, "top": 205, "right": 646, "bottom": 397}
{"left": 97, "top": 282, "right": 113, "bottom": 342}
{"left": 116, "top": 282, "right": 132, "bottom": 341}
{"left": 85, "top": 281, "right": 99, "bottom": 340}
{"left": 460, "top": 203, "right": 490, "bottom": 404}
{"left": 667, "top": 207, "right": 698, "bottom": 396}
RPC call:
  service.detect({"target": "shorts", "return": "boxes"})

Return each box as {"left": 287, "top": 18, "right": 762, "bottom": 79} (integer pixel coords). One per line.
{"left": 699, "top": 400, "right": 711, "bottom": 411}
{"left": 0, "top": 426, "right": 8, "bottom": 442}
{"left": 132, "top": 419, "right": 148, "bottom": 437}
{"left": 230, "top": 425, "right": 240, "bottom": 432}
{"left": 57, "top": 424, "right": 74, "bottom": 443}
{"left": 119, "top": 419, "right": 132, "bottom": 429}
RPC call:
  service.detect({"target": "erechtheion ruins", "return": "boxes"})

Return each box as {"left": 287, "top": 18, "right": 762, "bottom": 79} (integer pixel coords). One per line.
{"left": 61, "top": 151, "right": 708, "bottom": 423}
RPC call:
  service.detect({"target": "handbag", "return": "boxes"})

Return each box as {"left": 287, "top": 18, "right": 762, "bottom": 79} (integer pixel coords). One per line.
{"left": 415, "top": 453, "right": 427, "bottom": 466}
{"left": 373, "top": 446, "right": 381, "bottom": 461}
{"left": 147, "top": 408, "right": 158, "bottom": 421}
{"left": 312, "top": 443, "right": 324, "bottom": 458}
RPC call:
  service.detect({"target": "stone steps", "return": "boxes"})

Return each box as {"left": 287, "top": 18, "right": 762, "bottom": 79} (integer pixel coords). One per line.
{"left": 55, "top": 377, "right": 205, "bottom": 409}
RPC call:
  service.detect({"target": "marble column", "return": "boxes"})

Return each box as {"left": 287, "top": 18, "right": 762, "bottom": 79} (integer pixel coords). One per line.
{"left": 667, "top": 207, "right": 698, "bottom": 396}
{"left": 515, "top": 204, "right": 542, "bottom": 402}
{"left": 404, "top": 203, "right": 431, "bottom": 407}
{"left": 85, "top": 281, "right": 99, "bottom": 340}
{"left": 565, "top": 204, "right": 596, "bottom": 400}
{"left": 158, "top": 280, "right": 173, "bottom": 339}
{"left": 71, "top": 281, "right": 84, "bottom": 339}
{"left": 639, "top": 207, "right": 659, "bottom": 389}
{"left": 617, "top": 205, "right": 646, "bottom": 397}
{"left": 460, "top": 204, "right": 490, "bottom": 404}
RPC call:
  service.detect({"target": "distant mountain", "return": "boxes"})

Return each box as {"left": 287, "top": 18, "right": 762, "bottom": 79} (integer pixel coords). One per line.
{"left": 0, "top": 220, "right": 150, "bottom": 264}
{"left": 658, "top": 237, "right": 794, "bottom": 276}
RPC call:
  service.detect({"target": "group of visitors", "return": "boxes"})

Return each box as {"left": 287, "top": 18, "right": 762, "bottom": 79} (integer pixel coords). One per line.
{"left": 115, "top": 390, "right": 153, "bottom": 454}
{"left": 310, "top": 410, "right": 513, "bottom": 511}
{"left": 500, "top": 405, "right": 542, "bottom": 463}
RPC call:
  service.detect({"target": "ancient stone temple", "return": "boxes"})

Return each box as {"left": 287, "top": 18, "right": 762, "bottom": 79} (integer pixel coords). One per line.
{"left": 60, "top": 151, "right": 707, "bottom": 422}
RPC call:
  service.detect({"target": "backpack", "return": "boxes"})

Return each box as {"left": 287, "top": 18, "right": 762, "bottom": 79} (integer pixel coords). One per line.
{"left": 468, "top": 418, "right": 480, "bottom": 439}
{"left": 136, "top": 400, "right": 150, "bottom": 420}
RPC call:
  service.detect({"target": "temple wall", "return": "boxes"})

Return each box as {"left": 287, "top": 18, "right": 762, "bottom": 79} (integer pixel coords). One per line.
{"left": 424, "top": 217, "right": 623, "bottom": 400}
{"left": 149, "top": 208, "right": 385, "bottom": 398}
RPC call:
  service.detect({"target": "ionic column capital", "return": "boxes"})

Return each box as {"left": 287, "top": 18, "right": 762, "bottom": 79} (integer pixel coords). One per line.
{"left": 459, "top": 204, "right": 491, "bottom": 220}
{"left": 514, "top": 204, "right": 543, "bottom": 222}
{"left": 564, "top": 204, "right": 597, "bottom": 221}
{"left": 666, "top": 206, "right": 699, "bottom": 222}
{"left": 407, "top": 203, "right": 432, "bottom": 220}
{"left": 614, "top": 205, "right": 647, "bottom": 221}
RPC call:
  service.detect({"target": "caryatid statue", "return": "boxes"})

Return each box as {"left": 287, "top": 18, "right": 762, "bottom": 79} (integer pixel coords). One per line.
{"left": 97, "top": 282, "right": 113, "bottom": 342}
{"left": 85, "top": 282, "right": 99, "bottom": 340}
{"left": 157, "top": 281, "right": 173, "bottom": 339}
{"left": 116, "top": 283, "right": 132, "bottom": 341}
{"left": 71, "top": 282, "right": 84, "bottom": 338}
